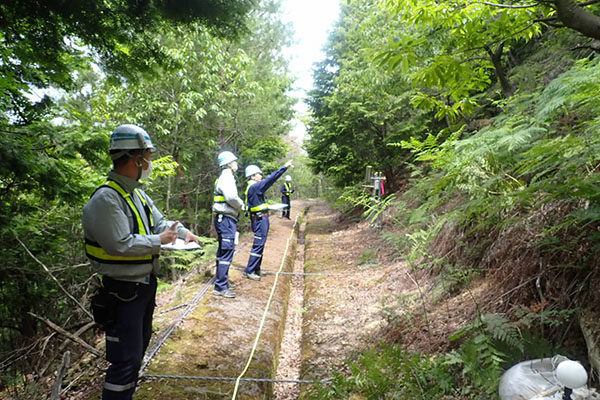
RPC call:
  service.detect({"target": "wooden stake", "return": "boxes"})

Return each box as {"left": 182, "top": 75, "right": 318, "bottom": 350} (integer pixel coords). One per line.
{"left": 50, "top": 351, "right": 70, "bottom": 400}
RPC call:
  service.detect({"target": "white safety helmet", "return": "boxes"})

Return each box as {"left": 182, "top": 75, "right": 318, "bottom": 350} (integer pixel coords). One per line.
{"left": 245, "top": 164, "right": 262, "bottom": 178}
{"left": 218, "top": 151, "right": 238, "bottom": 167}
{"left": 109, "top": 124, "right": 156, "bottom": 160}
{"left": 285, "top": 175, "right": 292, "bottom": 182}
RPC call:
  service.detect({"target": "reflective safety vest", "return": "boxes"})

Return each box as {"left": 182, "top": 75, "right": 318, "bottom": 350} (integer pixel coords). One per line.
{"left": 283, "top": 182, "right": 292, "bottom": 195}
{"left": 213, "top": 178, "right": 226, "bottom": 204}
{"left": 245, "top": 179, "right": 269, "bottom": 214}
{"left": 85, "top": 180, "right": 155, "bottom": 264}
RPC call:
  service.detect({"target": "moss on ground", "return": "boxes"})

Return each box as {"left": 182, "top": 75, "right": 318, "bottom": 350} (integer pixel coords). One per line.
{"left": 135, "top": 210, "right": 302, "bottom": 400}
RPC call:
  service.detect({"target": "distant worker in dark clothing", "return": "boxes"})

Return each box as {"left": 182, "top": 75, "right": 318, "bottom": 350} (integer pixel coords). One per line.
{"left": 82, "top": 124, "right": 201, "bottom": 400}
{"left": 242, "top": 161, "right": 293, "bottom": 281}
{"left": 280, "top": 175, "right": 294, "bottom": 220}
{"left": 212, "top": 151, "right": 245, "bottom": 298}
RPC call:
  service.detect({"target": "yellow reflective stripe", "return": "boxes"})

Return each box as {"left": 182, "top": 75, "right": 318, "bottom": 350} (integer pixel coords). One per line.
{"left": 105, "top": 181, "right": 148, "bottom": 235}
{"left": 85, "top": 243, "right": 153, "bottom": 262}
{"left": 250, "top": 203, "right": 268, "bottom": 212}
{"left": 244, "top": 180, "right": 256, "bottom": 200}
{"left": 245, "top": 179, "right": 268, "bottom": 213}
{"left": 213, "top": 178, "right": 226, "bottom": 203}
{"left": 134, "top": 188, "right": 154, "bottom": 229}
{"left": 85, "top": 181, "right": 153, "bottom": 264}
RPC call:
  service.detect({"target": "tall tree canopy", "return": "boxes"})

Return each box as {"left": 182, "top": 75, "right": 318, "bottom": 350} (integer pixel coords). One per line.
{"left": 0, "top": 0, "right": 295, "bottom": 385}
{"left": 0, "top": 0, "right": 255, "bottom": 123}
{"left": 306, "top": 1, "right": 430, "bottom": 191}
{"left": 379, "top": 0, "right": 600, "bottom": 120}
{"left": 60, "top": 2, "right": 294, "bottom": 231}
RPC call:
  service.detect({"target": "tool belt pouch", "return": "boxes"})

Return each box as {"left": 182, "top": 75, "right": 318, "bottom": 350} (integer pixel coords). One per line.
{"left": 90, "top": 287, "right": 118, "bottom": 330}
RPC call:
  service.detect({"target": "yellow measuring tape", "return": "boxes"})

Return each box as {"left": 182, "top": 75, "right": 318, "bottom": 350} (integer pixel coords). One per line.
{"left": 231, "top": 214, "right": 300, "bottom": 399}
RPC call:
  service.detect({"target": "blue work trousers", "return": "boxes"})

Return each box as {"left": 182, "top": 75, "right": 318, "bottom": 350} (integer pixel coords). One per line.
{"left": 102, "top": 275, "right": 156, "bottom": 400}
{"left": 245, "top": 214, "right": 269, "bottom": 275}
{"left": 281, "top": 195, "right": 291, "bottom": 218}
{"left": 214, "top": 214, "right": 237, "bottom": 291}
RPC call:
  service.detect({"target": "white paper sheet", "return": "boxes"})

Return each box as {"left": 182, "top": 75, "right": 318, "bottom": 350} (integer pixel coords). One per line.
{"left": 267, "top": 203, "right": 289, "bottom": 211}
{"left": 161, "top": 238, "right": 202, "bottom": 251}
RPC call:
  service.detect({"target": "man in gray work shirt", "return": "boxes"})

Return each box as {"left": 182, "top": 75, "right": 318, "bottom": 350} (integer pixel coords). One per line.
{"left": 82, "top": 124, "right": 200, "bottom": 400}
{"left": 212, "top": 150, "right": 245, "bottom": 298}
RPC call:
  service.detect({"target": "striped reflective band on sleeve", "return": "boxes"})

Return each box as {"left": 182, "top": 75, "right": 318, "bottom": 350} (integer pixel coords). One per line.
{"left": 213, "top": 178, "right": 226, "bottom": 203}
{"left": 84, "top": 180, "right": 153, "bottom": 264}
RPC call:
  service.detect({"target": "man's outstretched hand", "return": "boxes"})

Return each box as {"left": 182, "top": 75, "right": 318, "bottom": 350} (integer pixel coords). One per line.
{"left": 184, "top": 231, "right": 202, "bottom": 248}
{"left": 159, "top": 221, "right": 179, "bottom": 244}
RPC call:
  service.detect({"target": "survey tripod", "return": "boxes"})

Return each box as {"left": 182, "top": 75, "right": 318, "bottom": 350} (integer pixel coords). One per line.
{"left": 363, "top": 166, "right": 386, "bottom": 229}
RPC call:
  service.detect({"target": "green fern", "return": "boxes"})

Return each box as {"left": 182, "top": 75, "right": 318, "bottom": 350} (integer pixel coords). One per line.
{"left": 305, "top": 344, "right": 464, "bottom": 399}
{"left": 480, "top": 313, "right": 523, "bottom": 352}
{"left": 536, "top": 58, "right": 600, "bottom": 119}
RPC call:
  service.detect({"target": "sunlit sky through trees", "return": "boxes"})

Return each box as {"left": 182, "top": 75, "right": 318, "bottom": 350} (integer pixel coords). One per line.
{"left": 281, "top": 0, "right": 340, "bottom": 142}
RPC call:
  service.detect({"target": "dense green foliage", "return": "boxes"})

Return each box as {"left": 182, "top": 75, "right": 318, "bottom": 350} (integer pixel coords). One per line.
{"left": 306, "top": 312, "right": 561, "bottom": 399}
{"left": 3, "top": 0, "right": 600, "bottom": 396}
{"left": 306, "top": 2, "right": 432, "bottom": 192}
{"left": 305, "top": 0, "right": 600, "bottom": 398}
{"left": 0, "top": 0, "right": 294, "bottom": 391}
{"left": 59, "top": 11, "right": 295, "bottom": 233}
{"left": 0, "top": 0, "right": 254, "bottom": 121}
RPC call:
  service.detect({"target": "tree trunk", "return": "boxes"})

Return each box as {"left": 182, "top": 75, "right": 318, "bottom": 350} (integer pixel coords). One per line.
{"left": 553, "top": 0, "right": 600, "bottom": 40}
{"left": 173, "top": 146, "right": 191, "bottom": 211}
{"left": 579, "top": 308, "right": 600, "bottom": 380}
{"left": 485, "top": 42, "right": 514, "bottom": 98}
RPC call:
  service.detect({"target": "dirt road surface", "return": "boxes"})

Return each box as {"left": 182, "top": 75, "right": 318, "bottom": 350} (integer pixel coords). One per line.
{"left": 75, "top": 199, "right": 418, "bottom": 400}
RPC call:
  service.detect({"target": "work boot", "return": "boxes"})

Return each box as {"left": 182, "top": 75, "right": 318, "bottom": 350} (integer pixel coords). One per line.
{"left": 257, "top": 270, "right": 268, "bottom": 276}
{"left": 213, "top": 289, "right": 236, "bottom": 298}
{"left": 242, "top": 272, "right": 261, "bottom": 281}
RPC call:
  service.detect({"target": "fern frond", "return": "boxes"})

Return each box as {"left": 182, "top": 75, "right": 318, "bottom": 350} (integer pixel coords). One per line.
{"left": 481, "top": 313, "right": 523, "bottom": 353}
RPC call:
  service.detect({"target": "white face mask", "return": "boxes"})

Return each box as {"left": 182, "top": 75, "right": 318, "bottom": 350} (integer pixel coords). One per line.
{"left": 230, "top": 161, "right": 238, "bottom": 172}
{"left": 140, "top": 158, "right": 152, "bottom": 180}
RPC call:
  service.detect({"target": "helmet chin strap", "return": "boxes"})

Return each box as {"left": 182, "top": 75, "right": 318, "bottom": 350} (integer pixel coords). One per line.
{"left": 127, "top": 153, "right": 144, "bottom": 180}
{"left": 135, "top": 161, "right": 143, "bottom": 180}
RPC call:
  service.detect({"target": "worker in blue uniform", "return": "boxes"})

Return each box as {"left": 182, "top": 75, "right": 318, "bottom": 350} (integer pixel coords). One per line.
{"left": 280, "top": 175, "right": 294, "bottom": 220}
{"left": 212, "top": 151, "right": 245, "bottom": 298}
{"left": 82, "top": 124, "right": 201, "bottom": 400}
{"left": 242, "top": 160, "right": 293, "bottom": 281}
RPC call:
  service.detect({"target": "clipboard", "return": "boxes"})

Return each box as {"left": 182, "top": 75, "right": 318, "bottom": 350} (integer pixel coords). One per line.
{"left": 267, "top": 203, "right": 289, "bottom": 211}
{"left": 161, "top": 238, "right": 202, "bottom": 251}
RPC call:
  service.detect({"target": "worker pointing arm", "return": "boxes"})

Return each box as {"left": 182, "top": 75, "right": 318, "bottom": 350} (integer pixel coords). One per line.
{"left": 242, "top": 160, "right": 292, "bottom": 281}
